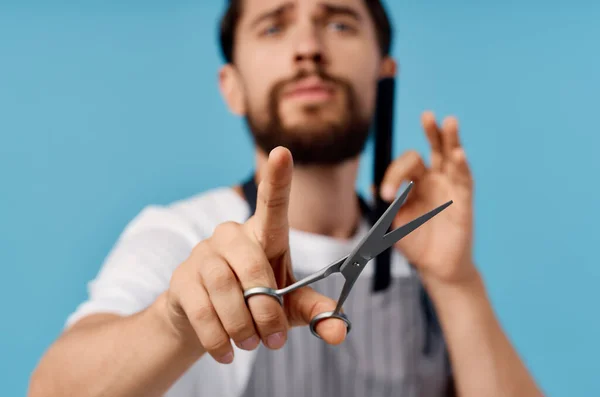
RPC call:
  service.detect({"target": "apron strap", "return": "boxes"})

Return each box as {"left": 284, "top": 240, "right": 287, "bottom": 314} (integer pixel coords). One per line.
{"left": 241, "top": 173, "right": 259, "bottom": 216}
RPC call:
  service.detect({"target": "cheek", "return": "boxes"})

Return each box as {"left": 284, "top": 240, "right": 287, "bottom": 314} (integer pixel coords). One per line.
{"left": 328, "top": 42, "right": 381, "bottom": 114}
{"left": 240, "top": 73, "right": 271, "bottom": 118}
{"left": 239, "top": 50, "right": 288, "bottom": 113}
{"left": 348, "top": 69, "right": 378, "bottom": 118}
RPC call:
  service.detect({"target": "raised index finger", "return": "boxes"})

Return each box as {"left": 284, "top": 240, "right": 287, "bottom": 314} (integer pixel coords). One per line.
{"left": 251, "top": 146, "right": 294, "bottom": 260}
{"left": 421, "top": 111, "right": 443, "bottom": 171}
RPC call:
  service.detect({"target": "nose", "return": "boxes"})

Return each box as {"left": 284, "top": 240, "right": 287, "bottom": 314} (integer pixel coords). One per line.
{"left": 295, "top": 50, "right": 322, "bottom": 65}
{"left": 292, "top": 22, "right": 325, "bottom": 67}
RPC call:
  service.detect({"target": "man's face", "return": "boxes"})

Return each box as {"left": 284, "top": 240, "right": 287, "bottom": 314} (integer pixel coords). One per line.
{"left": 226, "top": 0, "right": 387, "bottom": 165}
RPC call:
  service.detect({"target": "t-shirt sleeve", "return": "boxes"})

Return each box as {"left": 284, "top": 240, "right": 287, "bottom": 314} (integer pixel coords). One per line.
{"left": 64, "top": 205, "right": 202, "bottom": 329}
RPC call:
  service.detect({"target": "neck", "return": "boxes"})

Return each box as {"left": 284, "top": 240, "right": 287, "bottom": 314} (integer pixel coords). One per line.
{"left": 253, "top": 150, "right": 362, "bottom": 239}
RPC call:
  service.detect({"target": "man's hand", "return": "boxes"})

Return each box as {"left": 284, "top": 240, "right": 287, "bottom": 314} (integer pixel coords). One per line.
{"left": 164, "top": 147, "right": 347, "bottom": 365}
{"left": 380, "top": 111, "right": 476, "bottom": 286}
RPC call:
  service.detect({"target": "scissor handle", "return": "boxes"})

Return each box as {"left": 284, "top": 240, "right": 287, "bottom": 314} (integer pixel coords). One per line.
{"left": 243, "top": 287, "right": 352, "bottom": 339}
{"left": 309, "top": 311, "right": 352, "bottom": 339}
{"left": 243, "top": 287, "right": 283, "bottom": 306}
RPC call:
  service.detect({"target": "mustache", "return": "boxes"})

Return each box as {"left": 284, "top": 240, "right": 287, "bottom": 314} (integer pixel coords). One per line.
{"left": 272, "top": 68, "right": 351, "bottom": 96}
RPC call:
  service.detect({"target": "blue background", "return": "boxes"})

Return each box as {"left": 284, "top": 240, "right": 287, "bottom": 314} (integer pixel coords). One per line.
{"left": 1, "top": 1, "right": 599, "bottom": 396}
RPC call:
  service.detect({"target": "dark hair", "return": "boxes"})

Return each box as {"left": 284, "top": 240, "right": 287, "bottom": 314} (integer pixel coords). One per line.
{"left": 218, "top": 0, "right": 393, "bottom": 64}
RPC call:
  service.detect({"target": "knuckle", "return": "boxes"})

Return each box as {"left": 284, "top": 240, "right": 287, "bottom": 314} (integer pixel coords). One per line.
{"left": 225, "top": 319, "right": 252, "bottom": 338}
{"left": 215, "top": 221, "right": 241, "bottom": 236}
{"left": 255, "top": 227, "right": 287, "bottom": 251}
{"left": 169, "top": 267, "right": 185, "bottom": 292}
{"left": 243, "top": 259, "right": 269, "bottom": 282}
{"left": 257, "top": 181, "right": 289, "bottom": 209}
{"left": 202, "top": 334, "right": 231, "bottom": 353}
{"left": 259, "top": 176, "right": 288, "bottom": 194}
{"left": 205, "top": 266, "right": 237, "bottom": 293}
{"left": 191, "top": 245, "right": 218, "bottom": 275}
{"left": 189, "top": 302, "right": 216, "bottom": 324}
{"left": 213, "top": 221, "right": 244, "bottom": 247}
{"left": 261, "top": 193, "right": 288, "bottom": 210}
{"left": 170, "top": 259, "right": 196, "bottom": 292}
{"left": 253, "top": 305, "right": 284, "bottom": 328}
{"left": 191, "top": 240, "right": 211, "bottom": 259}
{"left": 311, "top": 299, "right": 336, "bottom": 316}
{"left": 405, "top": 149, "right": 422, "bottom": 163}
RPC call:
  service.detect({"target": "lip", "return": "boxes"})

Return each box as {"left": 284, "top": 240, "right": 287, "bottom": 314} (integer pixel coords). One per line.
{"left": 283, "top": 77, "right": 335, "bottom": 100}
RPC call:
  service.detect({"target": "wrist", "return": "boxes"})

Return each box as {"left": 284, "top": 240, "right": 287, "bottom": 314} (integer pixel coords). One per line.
{"left": 420, "top": 266, "right": 495, "bottom": 338}
{"left": 421, "top": 261, "right": 485, "bottom": 302}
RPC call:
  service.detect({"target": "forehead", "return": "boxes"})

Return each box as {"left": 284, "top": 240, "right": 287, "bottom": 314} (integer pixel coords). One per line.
{"left": 238, "top": 0, "right": 371, "bottom": 25}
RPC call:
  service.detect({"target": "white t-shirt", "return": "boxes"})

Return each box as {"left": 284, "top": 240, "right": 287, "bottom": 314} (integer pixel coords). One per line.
{"left": 65, "top": 187, "right": 451, "bottom": 397}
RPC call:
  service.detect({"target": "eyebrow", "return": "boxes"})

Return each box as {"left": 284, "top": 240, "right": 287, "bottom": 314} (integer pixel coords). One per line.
{"left": 249, "top": 2, "right": 294, "bottom": 30}
{"left": 249, "top": 1, "right": 362, "bottom": 30}
{"left": 318, "top": 2, "right": 362, "bottom": 21}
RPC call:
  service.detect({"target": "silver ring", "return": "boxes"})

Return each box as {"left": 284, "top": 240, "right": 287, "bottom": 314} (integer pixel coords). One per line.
{"left": 309, "top": 311, "right": 352, "bottom": 339}
{"left": 243, "top": 287, "right": 283, "bottom": 306}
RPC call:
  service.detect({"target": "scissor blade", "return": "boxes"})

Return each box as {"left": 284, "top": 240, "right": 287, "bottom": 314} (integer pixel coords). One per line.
{"left": 333, "top": 276, "right": 358, "bottom": 313}
{"left": 367, "top": 181, "right": 414, "bottom": 240}
{"left": 369, "top": 200, "right": 453, "bottom": 258}
{"left": 338, "top": 182, "right": 414, "bottom": 275}
{"left": 277, "top": 257, "right": 345, "bottom": 296}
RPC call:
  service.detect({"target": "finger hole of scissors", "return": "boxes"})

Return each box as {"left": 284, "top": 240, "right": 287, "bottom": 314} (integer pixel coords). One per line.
{"left": 309, "top": 311, "right": 352, "bottom": 339}
{"left": 243, "top": 287, "right": 284, "bottom": 306}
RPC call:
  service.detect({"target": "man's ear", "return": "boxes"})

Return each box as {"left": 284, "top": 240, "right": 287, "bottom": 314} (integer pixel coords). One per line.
{"left": 218, "top": 64, "right": 246, "bottom": 115}
{"left": 379, "top": 56, "right": 398, "bottom": 79}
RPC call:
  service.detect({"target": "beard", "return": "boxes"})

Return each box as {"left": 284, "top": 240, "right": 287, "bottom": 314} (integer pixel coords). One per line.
{"left": 244, "top": 68, "right": 373, "bottom": 166}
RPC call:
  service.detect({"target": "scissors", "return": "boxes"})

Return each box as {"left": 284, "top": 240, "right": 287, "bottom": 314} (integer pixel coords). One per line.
{"left": 243, "top": 181, "right": 453, "bottom": 339}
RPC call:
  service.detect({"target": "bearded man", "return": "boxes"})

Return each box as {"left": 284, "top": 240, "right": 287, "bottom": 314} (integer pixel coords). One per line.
{"left": 29, "top": 1, "right": 543, "bottom": 397}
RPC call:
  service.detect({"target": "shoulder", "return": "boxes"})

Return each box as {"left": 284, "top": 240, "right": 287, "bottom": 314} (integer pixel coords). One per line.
{"left": 120, "top": 186, "right": 250, "bottom": 246}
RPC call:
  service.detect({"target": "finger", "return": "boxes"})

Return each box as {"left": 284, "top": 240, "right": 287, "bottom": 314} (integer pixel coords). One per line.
{"left": 447, "top": 146, "right": 473, "bottom": 188}
{"left": 212, "top": 223, "right": 288, "bottom": 350}
{"left": 197, "top": 243, "right": 262, "bottom": 351}
{"left": 252, "top": 146, "right": 294, "bottom": 260}
{"left": 179, "top": 281, "right": 234, "bottom": 364}
{"left": 440, "top": 116, "right": 461, "bottom": 164}
{"left": 286, "top": 286, "right": 347, "bottom": 345}
{"left": 421, "top": 111, "right": 444, "bottom": 171}
{"left": 379, "top": 150, "right": 427, "bottom": 202}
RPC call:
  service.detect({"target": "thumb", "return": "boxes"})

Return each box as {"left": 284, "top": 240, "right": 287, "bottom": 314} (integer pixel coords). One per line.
{"left": 286, "top": 286, "right": 348, "bottom": 345}
{"left": 249, "top": 146, "right": 294, "bottom": 260}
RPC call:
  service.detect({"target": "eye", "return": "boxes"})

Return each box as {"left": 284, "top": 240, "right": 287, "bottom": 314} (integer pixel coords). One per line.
{"left": 327, "top": 21, "right": 354, "bottom": 33}
{"left": 261, "top": 24, "right": 282, "bottom": 37}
